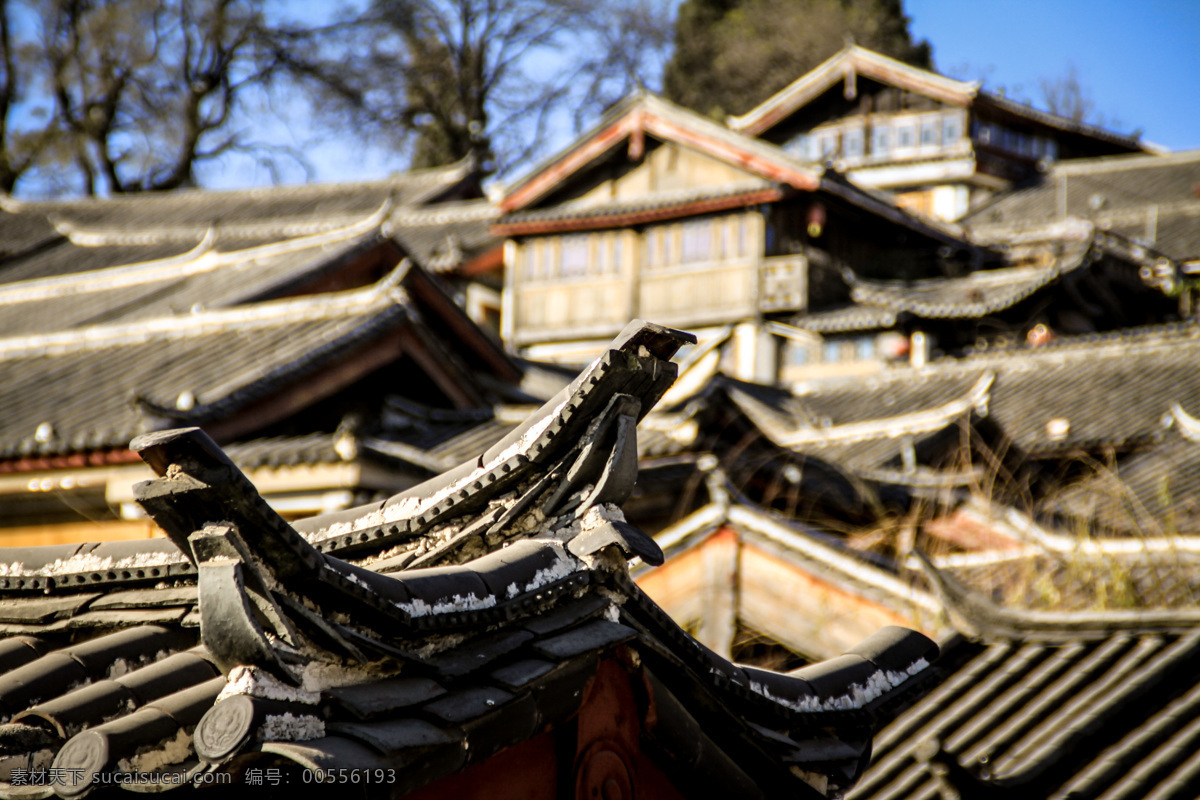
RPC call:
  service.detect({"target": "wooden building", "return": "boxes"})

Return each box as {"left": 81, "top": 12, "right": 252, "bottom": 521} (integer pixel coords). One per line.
{"left": 729, "top": 45, "right": 1151, "bottom": 221}
{"left": 494, "top": 92, "right": 970, "bottom": 378}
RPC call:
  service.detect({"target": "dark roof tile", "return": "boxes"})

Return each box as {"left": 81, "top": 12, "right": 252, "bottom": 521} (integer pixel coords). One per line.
{"left": 0, "top": 322, "right": 938, "bottom": 798}
{"left": 326, "top": 718, "right": 457, "bottom": 755}
{"left": 532, "top": 619, "right": 637, "bottom": 661}
{"left": 325, "top": 678, "right": 447, "bottom": 721}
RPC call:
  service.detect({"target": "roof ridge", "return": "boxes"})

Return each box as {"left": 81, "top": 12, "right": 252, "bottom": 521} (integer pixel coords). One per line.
{"left": 775, "top": 373, "right": 993, "bottom": 447}
{"left": 0, "top": 208, "right": 388, "bottom": 307}
{"left": 1047, "top": 147, "right": 1200, "bottom": 176}
{"left": 728, "top": 45, "right": 976, "bottom": 134}
{"left": 0, "top": 262, "right": 410, "bottom": 359}
{"left": 20, "top": 159, "right": 472, "bottom": 210}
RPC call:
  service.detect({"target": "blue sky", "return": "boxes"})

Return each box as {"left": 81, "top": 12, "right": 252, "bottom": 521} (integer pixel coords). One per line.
{"left": 212, "top": 0, "right": 1200, "bottom": 188}
{"left": 905, "top": 0, "right": 1200, "bottom": 151}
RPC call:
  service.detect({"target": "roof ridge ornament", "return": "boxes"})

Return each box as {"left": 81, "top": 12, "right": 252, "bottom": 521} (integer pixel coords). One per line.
{"left": 129, "top": 322, "right": 696, "bottom": 679}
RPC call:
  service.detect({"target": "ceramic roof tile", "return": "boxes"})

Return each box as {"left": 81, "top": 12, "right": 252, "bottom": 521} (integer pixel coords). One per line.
{"left": 742, "top": 325, "right": 1200, "bottom": 460}
{"left": 0, "top": 321, "right": 938, "bottom": 799}
{"left": 0, "top": 276, "right": 407, "bottom": 461}
{"left": 851, "top": 620, "right": 1200, "bottom": 800}
{"left": 965, "top": 150, "right": 1200, "bottom": 263}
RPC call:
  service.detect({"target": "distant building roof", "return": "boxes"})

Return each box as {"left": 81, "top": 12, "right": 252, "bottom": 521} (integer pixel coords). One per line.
{"left": 730, "top": 45, "right": 1147, "bottom": 154}
{"left": 965, "top": 149, "right": 1200, "bottom": 264}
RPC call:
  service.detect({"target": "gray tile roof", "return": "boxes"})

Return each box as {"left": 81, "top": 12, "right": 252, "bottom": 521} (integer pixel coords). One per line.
{"left": 771, "top": 324, "right": 1200, "bottom": 459}
{"left": 498, "top": 180, "right": 778, "bottom": 227}
{"left": 964, "top": 149, "right": 1200, "bottom": 263}
{"left": 1049, "top": 429, "right": 1200, "bottom": 537}
{"left": 844, "top": 242, "right": 1090, "bottom": 319}
{"left": 851, "top": 626, "right": 1200, "bottom": 799}
{"left": 0, "top": 322, "right": 939, "bottom": 798}
{"left": 0, "top": 274, "right": 409, "bottom": 460}
{"left": 793, "top": 219, "right": 1173, "bottom": 333}
{"left": 0, "top": 161, "right": 484, "bottom": 303}
{"left": 387, "top": 200, "right": 498, "bottom": 273}
{"left": 0, "top": 229, "right": 386, "bottom": 337}
{"left": 846, "top": 554, "right": 1200, "bottom": 798}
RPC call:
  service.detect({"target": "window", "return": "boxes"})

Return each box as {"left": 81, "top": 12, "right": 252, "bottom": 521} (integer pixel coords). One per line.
{"left": 822, "top": 340, "right": 843, "bottom": 363}
{"left": 872, "top": 125, "right": 890, "bottom": 156}
{"left": 845, "top": 128, "right": 864, "bottom": 158}
{"left": 611, "top": 236, "right": 622, "bottom": 273}
{"left": 819, "top": 133, "right": 838, "bottom": 158}
{"left": 644, "top": 229, "right": 658, "bottom": 269}
{"left": 1044, "top": 139, "right": 1058, "bottom": 161}
{"left": 738, "top": 216, "right": 748, "bottom": 257}
{"left": 596, "top": 234, "right": 608, "bottom": 275}
{"left": 855, "top": 337, "right": 876, "bottom": 361}
{"left": 942, "top": 115, "right": 960, "bottom": 144}
{"left": 920, "top": 117, "right": 939, "bottom": 146}
{"left": 681, "top": 219, "right": 712, "bottom": 263}
{"left": 897, "top": 125, "right": 915, "bottom": 148}
{"left": 786, "top": 133, "right": 811, "bottom": 160}
{"left": 785, "top": 342, "right": 810, "bottom": 366}
{"left": 521, "top": 244, "right": 536, "bottom": 279}
{"left": 560, "top": 235, "right": 588, "bottom": 278}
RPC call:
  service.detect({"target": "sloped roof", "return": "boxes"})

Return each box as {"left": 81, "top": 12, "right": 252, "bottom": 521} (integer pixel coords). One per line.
{"left": 729, "top": 45, "right": 1145, "bottom": 152}
{"left": 495, "top": 92, "right": 969, "bottom": 250}
{"left": 0, "top": 322, "right": 940, "bottom": 798}
{"left": 0, "top": 222, "right": 389, "bottom": 338}
{"left": 498, "top": 92, "right": 823, "bottom": 215}
{"left": 965, "top": 149, "right": 1200, "bottom": 263}
{"left": 494, "top": 180, "right": 782, "bottom": 233}
{"left": 846, "top": 555, "right": 1200, "bottom": 798}
{"left": 0, "top": 160, "right": 492, "bottom": 303}
{"left": 0, "top": 261, "right": 515, "bottom": 465}
{"left": 1049, "top": 413, "right": 1200, "bottom": 537}
{"left": 386, "top": 199, "right": 499, "bottom": 274}
{"left": 10, "top": 160, "right": 472, "bottom": 239}
{"left": 773, "top": 324, "right": 1200, "bottom": 458}
{"left": 792, "top": 219, "right": 1172, "bottom": 333}
{"left": 642, "top": 501, "right": 944, "bottom": 653}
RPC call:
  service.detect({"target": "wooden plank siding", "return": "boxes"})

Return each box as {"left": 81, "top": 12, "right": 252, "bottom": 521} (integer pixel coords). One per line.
{"left": 637, "top": 527, "right": 921, "bottom": 662}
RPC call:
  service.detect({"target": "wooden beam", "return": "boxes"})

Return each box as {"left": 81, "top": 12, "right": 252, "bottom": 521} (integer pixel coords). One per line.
{"left": 499, "top": 115, "right": 636, "bottom": 213}
{"left": 642, "top": 115, "right": 820, "bottom": 191}
{"left": 697, "top": 527, "right": 740, "bottom": 659}
{"left": 205, "top": 328, "right": 410, "bottom": 443}
{"left": 493, "top": 189, "right": 787, "bottom": 237}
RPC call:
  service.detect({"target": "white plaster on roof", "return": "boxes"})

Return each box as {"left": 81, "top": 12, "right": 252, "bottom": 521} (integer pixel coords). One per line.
{"left": 749, "top": 658, "right": 929, "bottom": 713}
{"left": 0, "top": 550, "right": 182, "bottom": 578}
{"left": 260, "top": 713, "right": 325, "bottom": 742}
{"left": 396, "top": 592, "right": 498, "bottom": 618}
{"left": 120, "top": 728, "right": 193, "bottom": 774}
{"left": 505, "top": 551, "right": 580, "bottom": 599}
{"left": 219, "top": 665, "right": 321, "bottom": 705}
